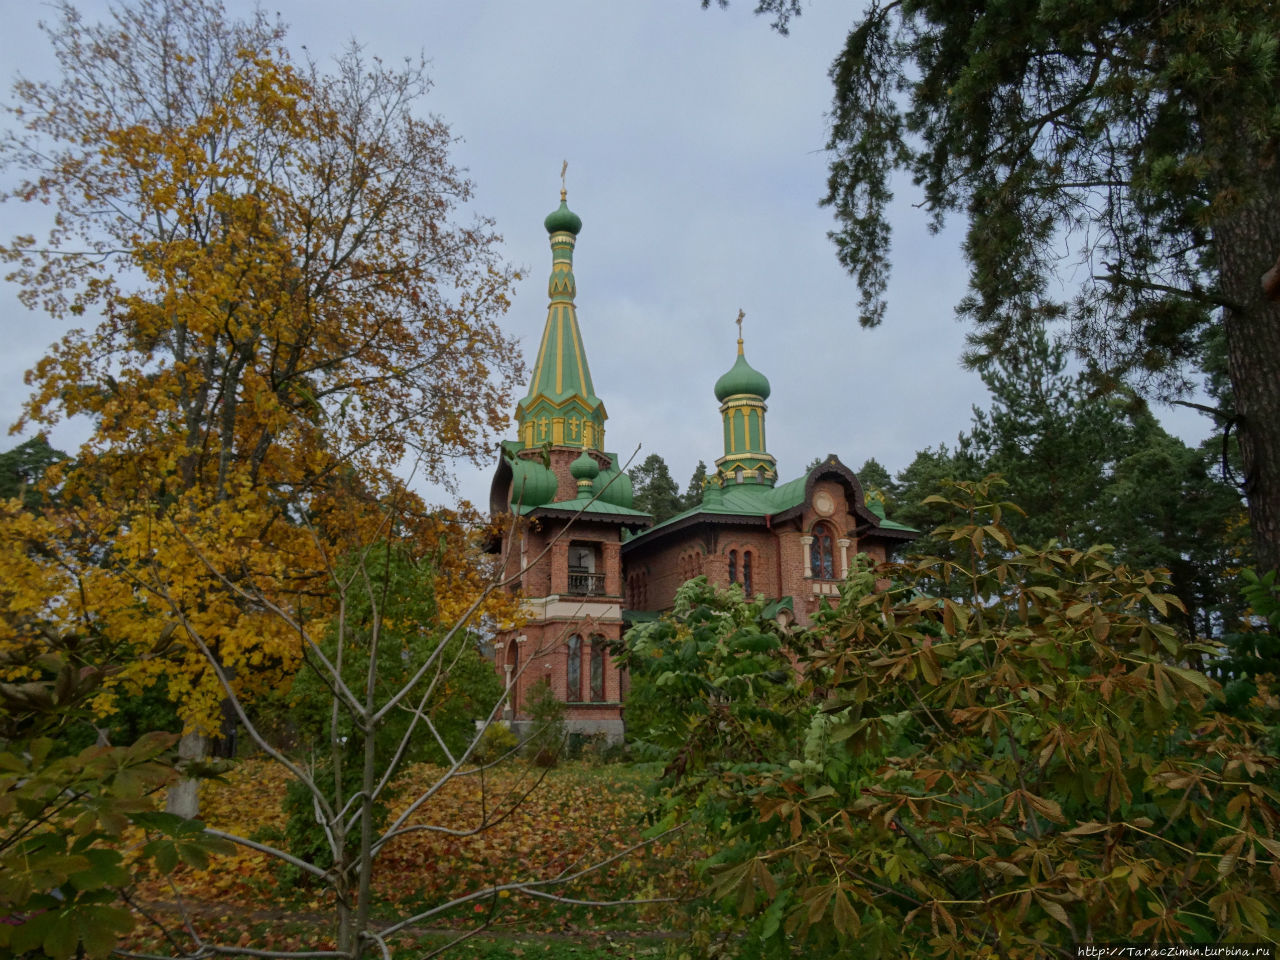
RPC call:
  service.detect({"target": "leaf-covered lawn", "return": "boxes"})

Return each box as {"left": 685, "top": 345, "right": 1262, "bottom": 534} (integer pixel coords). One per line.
{"left": 125, "top": 759, "right": 693, "bottom": 952}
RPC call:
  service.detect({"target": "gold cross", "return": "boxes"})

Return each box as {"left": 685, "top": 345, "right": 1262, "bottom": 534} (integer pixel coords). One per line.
{"left": 561, "top": 160, "right": 568, "bottom": 200}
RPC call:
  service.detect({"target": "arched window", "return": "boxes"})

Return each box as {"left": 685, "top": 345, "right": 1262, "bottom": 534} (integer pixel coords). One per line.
{"left": 743, "top": 550, "right": 753, "bottom": 595}
{"left": 590, "top": 638, "right": 605, "bottom": 702}
{"left": 567, "top": 635, "right": 582, "bottom": 701}
{"left": 810, "top": 523, "right": 835, "bottom": 579}
{"left": 728, "top": 549, "right": 738, "bottom": 584}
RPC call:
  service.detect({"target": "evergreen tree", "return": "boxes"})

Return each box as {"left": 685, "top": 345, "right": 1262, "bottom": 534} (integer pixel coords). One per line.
{"left": 962, "top": 329, "right": 1133, "bottom": 548}
{"left": 854, "top": 457, "right": 893, "bottom": 497}
{"left": 629, "top": 452, "right": 682, "bottom": 522}
{"left": 889, "top": 327, "right": 1246, "bottom": 638}
{"left": 721, "top": 0, "right": 1280, "bottom": 574}
{"left": 886, "top": 444, "right": 981, "bottom": 564}
{"left": 680, "top": 460, "right": 709, "bottom": 510}
{"left": 0, "top": 437, "right": 67, "bottom": 511}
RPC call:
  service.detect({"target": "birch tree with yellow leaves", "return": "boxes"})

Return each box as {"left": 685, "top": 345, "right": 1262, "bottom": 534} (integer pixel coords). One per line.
{"left": 0, "top": 0, "right": 524, "bottom": 807}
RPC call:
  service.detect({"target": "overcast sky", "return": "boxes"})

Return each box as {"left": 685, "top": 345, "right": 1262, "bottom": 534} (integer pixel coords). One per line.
{"left": 0, "top": 0, "right": 1209, "bottom": 508}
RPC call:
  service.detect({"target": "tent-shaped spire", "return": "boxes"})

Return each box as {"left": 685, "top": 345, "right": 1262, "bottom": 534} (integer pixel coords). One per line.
{"left": 515, "top": 187, "right": 607, "bottom": 450}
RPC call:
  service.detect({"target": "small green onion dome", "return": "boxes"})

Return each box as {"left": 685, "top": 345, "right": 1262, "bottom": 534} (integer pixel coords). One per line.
{"left": 570, "top": 450, "right": 600, "bottom": 481}
{"left": 714, "top": 348, "right": 771, "bottom": 402}
{"left": 544, "top": 196, "right": 582, "bottom": 236}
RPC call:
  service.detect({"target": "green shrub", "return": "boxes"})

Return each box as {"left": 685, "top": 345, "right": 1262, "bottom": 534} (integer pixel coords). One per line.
{"left": 624, "top": 479, "right": 1280, "bottom": 957}
{"left": 522, "top": 679, "right": 565, "bottom": 768}
{"left": 473, "top": 721, "right": 518, "bottom": 763}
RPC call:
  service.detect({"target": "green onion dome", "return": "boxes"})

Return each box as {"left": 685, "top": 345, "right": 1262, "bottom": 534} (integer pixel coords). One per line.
{"left": 570, "top": 450, "right": 600, "bottom": 482}
{"left": 509, "top": 457, "right": 558, "bottom": 509}
{"left": 593, "top": 464, "right": 634, "bottom": 508}
{"left": 544, "top": 195, "right": 582, "bottom": 236}
{"left": 714, "top": 347, "right": 771, "bottom": 402}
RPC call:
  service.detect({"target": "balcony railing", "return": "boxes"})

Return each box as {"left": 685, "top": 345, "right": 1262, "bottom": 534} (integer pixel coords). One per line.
{"left": 567, "top": 571, "right": 605, "bottom": 596}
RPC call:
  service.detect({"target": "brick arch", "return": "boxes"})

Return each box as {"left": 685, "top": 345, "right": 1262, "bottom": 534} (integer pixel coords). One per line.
{"left": 588, "top": 635, "right": 607, "bottom": 702}
{"left": 626, "top": 568, "right": 649, "bottom": 608}
{"left": 678, "top": 549, "right": 704, "bottom": 582}
{"left": 803, "top": 454, "right": 883, "bottom": 529}
{"left": 725, "top": 543, "right": 756, "bottom": 595}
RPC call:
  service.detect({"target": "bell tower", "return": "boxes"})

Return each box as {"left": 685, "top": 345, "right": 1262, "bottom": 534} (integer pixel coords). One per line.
{"left": 488, "top": 181, "right": 651, "bottom": 745}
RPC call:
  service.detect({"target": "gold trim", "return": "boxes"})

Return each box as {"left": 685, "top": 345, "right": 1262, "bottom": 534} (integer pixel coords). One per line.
{"left": 529, "top": 310, "right": 553, "bottom": 399}
{"left": 570, "top": 312, "right": 590, "bottom": 399}
{"left": 555, "top": 309, "right": 564, "bottom": 396}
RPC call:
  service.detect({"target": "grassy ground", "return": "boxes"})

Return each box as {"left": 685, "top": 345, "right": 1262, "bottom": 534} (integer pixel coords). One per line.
{"left": 122, "top": 758, "right": 695, "bottom": 956}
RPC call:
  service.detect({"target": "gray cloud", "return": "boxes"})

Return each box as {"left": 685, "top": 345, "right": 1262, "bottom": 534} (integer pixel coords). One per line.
{"left": 0, "top": 0, "right": 1206, "bottom": 507}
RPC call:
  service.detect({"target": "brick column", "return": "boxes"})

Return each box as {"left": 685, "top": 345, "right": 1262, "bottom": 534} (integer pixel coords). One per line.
{"left": 550, "top": 539, "right": 569, "bottom": 595}
{"left": 603, "top": 541, "right": 622, "bottom": 596}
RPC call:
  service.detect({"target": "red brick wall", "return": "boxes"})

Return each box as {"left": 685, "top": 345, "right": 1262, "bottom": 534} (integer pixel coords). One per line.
{"left": 620, "top": 475, "right": 893, "bottom": 627}
{"left": 714, "top": 530, "right": 779, "bottom": 597}
{"left": 628, "top": 532, "right": 711, "bottom": 611}
{"left": 489, "top": 505, "right": 632, "bottom": 739}
{"left": 494, "top": 617, "right": 626, "bottom": 726}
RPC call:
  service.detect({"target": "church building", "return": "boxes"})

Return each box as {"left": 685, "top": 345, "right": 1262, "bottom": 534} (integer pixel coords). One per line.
{"left": 487, "top": 191, "right": 915, "bottom": 740}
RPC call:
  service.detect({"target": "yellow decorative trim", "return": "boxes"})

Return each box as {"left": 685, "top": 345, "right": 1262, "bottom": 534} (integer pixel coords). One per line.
{"left": 552, "top": 418, "right": 564, "bottom": 445}
{"left": 529, "top": 312, "right": 553, "bottom": 400}
{"left": 555, "top": 310, "right": 564, "bottom": 396}
{"left": 523, "top": 394, "right": 599, "bottom": 413}
{"left": 571, "top": 314, "right": 589, "bottom": 402}
{"left": 715, "top": 455, "right": 777, "bottom": 471}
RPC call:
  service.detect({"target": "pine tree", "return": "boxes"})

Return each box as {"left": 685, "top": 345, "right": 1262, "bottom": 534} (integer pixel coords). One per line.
{"left": 630, "top": 453, "right": 682, "bottom": 522}
{"left": 681, "top": 460, "right": 709, "bottom": 510}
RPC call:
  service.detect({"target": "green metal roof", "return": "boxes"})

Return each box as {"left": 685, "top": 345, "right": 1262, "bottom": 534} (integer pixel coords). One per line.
{"left": 639, "top": 475, "right": 805, "bottom": 537}
{"left": 866, "top": 496, "right": 918, "bottom": 533}
{"left": 544, "top": 196, "right": 582, "bottom": 236}
{"left": 627, "top": 459, "right": 920, "bottom": 545}
{"left": 515, "top": 191, "right": 604, "bottom": 445}
{"left": 714, "top": 345, "right": 771, "bottom": 402}
{"left": 515, "top": 493, "right": 652, "bottom": 520}
{"left": 498, "top": 441, "right": 647, "bottom": 521}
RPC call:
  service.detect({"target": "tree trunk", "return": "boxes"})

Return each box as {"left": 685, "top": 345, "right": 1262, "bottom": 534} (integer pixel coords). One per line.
{"left": 165, "top": 729, "right": 209, "bottom": 818}
{"left": 1216, "top": 181, "right": 1280, "bottom": 575}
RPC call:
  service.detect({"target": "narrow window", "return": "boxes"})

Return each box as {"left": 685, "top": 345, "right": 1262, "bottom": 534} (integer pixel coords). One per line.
{"left": 511, "top": 642, "right": 520, "bottom": 711}
{"left": 810, "top": 524, "right": 835, "bottom": 579}
{"left": 590, "top": 639, "right": 605, "bottom": 702}
{"left": 728, "top": 549, "right": 738, "bottom": 584}
{"left": 567, "top": 635, "right": 582, "bottom": 701}
{"left": 743, "top": 550, "right": 753, "bottom": 595}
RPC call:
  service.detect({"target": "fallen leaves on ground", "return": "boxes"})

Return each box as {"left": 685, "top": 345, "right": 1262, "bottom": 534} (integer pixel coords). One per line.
{"left": 125, "top": 758, "right": 696, "bottom": 950}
